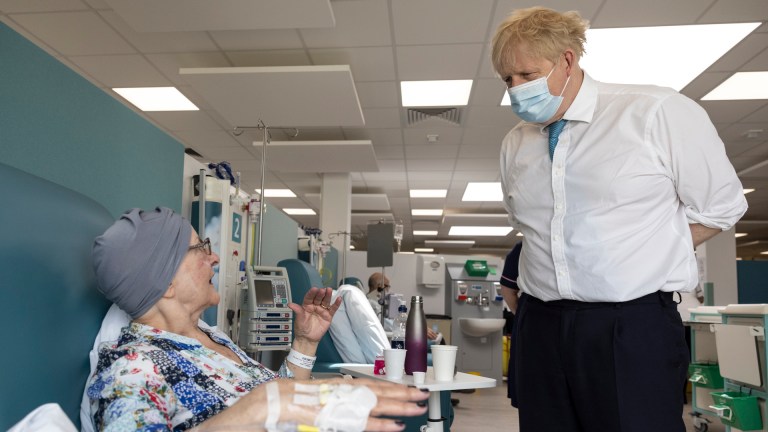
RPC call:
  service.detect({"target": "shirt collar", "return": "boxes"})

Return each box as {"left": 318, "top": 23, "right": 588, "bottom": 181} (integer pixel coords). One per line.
{"left": 562, "top": 70, "right": 597, "bottom": 124}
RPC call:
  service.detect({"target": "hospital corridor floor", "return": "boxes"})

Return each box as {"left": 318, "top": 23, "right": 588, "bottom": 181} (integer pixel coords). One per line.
{"left": 449, "top": 383, "right": 725, "bottom": 431}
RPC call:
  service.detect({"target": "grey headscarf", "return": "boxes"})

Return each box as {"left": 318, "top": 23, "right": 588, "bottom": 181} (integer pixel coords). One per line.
{"left": 93, "top": 207, "right": 192, "bottom": 319}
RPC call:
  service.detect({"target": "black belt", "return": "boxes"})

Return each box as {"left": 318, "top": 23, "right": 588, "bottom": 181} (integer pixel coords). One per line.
{"left": 523, "top": 290, "right": 677, "bottom": 310}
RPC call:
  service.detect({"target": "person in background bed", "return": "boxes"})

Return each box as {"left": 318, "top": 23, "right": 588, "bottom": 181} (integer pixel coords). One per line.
{"left": 86, "top": 207, "right": 427, "bottom": 431}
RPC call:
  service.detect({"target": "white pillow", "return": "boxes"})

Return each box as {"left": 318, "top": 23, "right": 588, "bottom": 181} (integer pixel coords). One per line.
{"left": 9, "top": 403, "right": 77, "bottom": 432}
{"left": 79, "top": 304, "right": 131, "bottom": 432}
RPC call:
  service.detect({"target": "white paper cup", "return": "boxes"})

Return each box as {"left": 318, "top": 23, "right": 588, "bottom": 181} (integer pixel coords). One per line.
{"left": 383, "top": 348, "right": 407, "bottom": 380}
{"left": 431, "top": 345, "right": 458, "bottom": 381}
{"left": 412, "top": 371, "right": 426, "bottom": 384}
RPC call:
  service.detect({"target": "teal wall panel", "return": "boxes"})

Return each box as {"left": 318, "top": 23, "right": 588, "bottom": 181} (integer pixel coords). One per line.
{"left": 253, "top": 203, "right": 299, "bottom": 267}
{"left": 0, "top": 23, "right": 183, "bottom": 217}
{"left": 736, "top": 261, "right": 768, "bottom": 304}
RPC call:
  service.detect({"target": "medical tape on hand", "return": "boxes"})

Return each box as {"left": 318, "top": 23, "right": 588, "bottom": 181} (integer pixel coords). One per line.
{"left": 292, "top": 383, "right": 332, "bottom": 406}
{"left": 265, "top": 382, "right": 281, "bottom": 432}
{"left": 314, "top": 385, "right": 377, "bottom": 432}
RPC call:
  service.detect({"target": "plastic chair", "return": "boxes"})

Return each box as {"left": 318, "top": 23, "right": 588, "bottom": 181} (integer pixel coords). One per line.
{"left": 278, "top": 259, "right": 345, "bottom": 373}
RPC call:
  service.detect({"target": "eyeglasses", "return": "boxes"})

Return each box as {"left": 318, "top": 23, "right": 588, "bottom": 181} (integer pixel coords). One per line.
{"left": 188, "top": 238, "right": 212, "bottom": 255}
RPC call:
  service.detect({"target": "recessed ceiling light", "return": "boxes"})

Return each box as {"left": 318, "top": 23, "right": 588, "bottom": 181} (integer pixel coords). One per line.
{"left": 425, "top": 239, "right": 475, "bottom": 247}
{"left": 349, "top": 245, "right": 355, "bottom": 250}
{"left": 264, "top": 189, "right": 296, "bottom": 197}
{"left": 401, "top": 80, "right": 473, "bottom": 107}
{"left": 744, "top": 188, "right": 755, "bottom": 194}
{"left": 760, "top": 251, "right": 768, "bottom": 255}
{"left": 413, "top": 230, "right": 439, "bottom": 236}
{"left": 112, "top": 87, "right": 198, "bottom": 111}
{"left": 735, "top": 233, "right": 748, "bottom": 238}
{"left": 462, "top": 182, "right": 503, "bottom": 202}
{"left": 449, "top": 226, "right": 513, "bottom": 236}
{"left": 412, "top": 209, "right": 444, "bottom": 216}
{"left": 410, "top": 189, "right": 448, "bottom": 198}
{"left": 283, "top": 208, "right": 316, "bottom": 215}
{"left": 414, "top": 248, "right": 435, "bottom": 253}
{"left": 516, "top": 232, "right": 524, "bottom": 237}
{"left": 501, "top": 22, "right": 760, "bottom": 105}
{"left": 703, "top": 72, "right": 768, "bottom": 101}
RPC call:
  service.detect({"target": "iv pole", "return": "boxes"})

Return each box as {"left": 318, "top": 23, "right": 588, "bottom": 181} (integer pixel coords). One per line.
{"left": 233, "top": 122, "right": 299, "bottom": 267}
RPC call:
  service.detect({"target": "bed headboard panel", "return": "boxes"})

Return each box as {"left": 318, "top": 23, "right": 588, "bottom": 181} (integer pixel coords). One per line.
{"left": 0, "top": 162, "right": 114, "bottom": 429}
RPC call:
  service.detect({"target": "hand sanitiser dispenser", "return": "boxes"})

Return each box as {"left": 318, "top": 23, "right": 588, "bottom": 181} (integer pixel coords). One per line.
{"left": 238, "top": 266, "right": 293, "bottom": 352}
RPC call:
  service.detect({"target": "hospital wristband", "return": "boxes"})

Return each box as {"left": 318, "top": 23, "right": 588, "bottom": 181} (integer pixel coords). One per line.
{"left": 287, "top": 349, "right": 316, "bottom": 370}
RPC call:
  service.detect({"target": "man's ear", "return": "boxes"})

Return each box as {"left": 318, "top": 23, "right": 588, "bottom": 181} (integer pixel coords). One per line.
{"left": 163, "top": 281, "right": 176, "bottom": 299}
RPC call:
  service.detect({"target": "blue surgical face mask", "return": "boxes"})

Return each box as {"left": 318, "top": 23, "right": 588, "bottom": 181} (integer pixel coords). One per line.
{"left": 507, "top": 61, "right": 571, "bottom": 123}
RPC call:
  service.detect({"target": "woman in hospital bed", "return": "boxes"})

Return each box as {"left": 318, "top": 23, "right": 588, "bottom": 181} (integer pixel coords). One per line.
{"left": 84, "top": 207, "right": 427, "bottom": 432}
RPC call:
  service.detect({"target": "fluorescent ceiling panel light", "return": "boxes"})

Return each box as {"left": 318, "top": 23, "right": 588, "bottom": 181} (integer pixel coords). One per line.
{"left": 263, "top": 189, "right": 296, "bottom": 197}
{"left": 413, "top": 230, "right": 439, "bottom": 236}
{"left": 735, "top": 233, "right": 747, "bottom": 238}
{"left": 401, "top": 80, "right": 473, "bottom": 107}
{"left": 501, "top": 22, "right": 759, "bottom": 104}
{"left": 412, "top": 209, "right": 444, "bottom": 216}
{"left": 516, "top": 232, "right": 524, "bottom": 237}
{"left": 399, "top": 251, "right": 415, "bottom": 255}
{"left": 462, "top": 182, "right": 503, "bottom": 201}
{"left": 113, "top": 87, "right": 198, "bottom": 111}
{"left": 283, "top": 208, "right": 316, "bottom": 215}
{"left": 703, "top": 72, "right": 768, "bottom": 100}
{"left": 449, "top": 226, "right": 513, "bottom": 236}
{"left": 414, "top": 248, "right": 434, "bottom": 253}
{"left": 349, "top": 245, "right": 356, "bottom": 250}
{"left": 761, "top": 251, "right": 768, "bottom": 255}
{"left": 744, "top": 188, "right": 755, "bottom": 194}
{"left": 410, "top": 189, "right": 448, "bottom": 198}
{"left": 425, "top": 240, "right": 475, "bottom": 247}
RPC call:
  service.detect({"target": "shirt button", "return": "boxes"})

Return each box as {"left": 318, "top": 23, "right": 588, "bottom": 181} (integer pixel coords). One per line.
{"left": 554, "top": 235, "right": 560, "bottom": 241}
{"left": 556, "top": 204, "right": 563, "bottom": 210}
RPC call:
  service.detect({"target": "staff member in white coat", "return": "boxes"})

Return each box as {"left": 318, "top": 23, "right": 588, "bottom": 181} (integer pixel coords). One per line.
{"left": 492, "top": 7, "right": 747, "bottom": 432}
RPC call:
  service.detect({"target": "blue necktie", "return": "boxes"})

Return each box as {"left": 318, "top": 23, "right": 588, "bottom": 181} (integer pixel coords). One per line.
{"left": 548, "top": 119, "right": 567, "bottom": 161}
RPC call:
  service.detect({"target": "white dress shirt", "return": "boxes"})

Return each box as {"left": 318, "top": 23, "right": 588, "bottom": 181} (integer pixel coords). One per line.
{"left": 500, "top": 72, "right": 747, "bottom": 303}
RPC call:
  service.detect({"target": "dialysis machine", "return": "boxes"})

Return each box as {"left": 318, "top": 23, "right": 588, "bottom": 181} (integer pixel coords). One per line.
{"left": 192, "top": 174, "right": 248, "bottom": 338}
{"left": 238, "top": 266, "right": 293, "bottom": 353}
{"left": 444, "top": 261, "right": 506, "bottom": 382}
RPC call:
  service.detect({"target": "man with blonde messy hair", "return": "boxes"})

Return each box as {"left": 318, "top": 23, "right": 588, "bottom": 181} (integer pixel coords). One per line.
{"left": 492, "top": 7, "right": 747, "bottom": 432}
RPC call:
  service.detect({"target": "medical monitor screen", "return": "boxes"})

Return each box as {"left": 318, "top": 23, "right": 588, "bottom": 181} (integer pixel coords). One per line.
{"left": 253, "top": 279, "right": 275, "bottom": 305}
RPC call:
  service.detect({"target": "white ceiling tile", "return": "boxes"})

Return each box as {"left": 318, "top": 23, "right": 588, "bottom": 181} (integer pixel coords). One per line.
{"left": 701, "top": 100, "right": 768, "bottom": 124}
{"left": 175, "top": 130, "right": 243, "bottom": 149}
{"left": 373, "top": 145, "right": 405, "bottom": 159}
{"left": 363, "top": 171, "right": 407, "bottom": 182}
{"left": 362, "top": 108, "right": 402, "bottom": 128}
{"left": 454, "top": 158, "right": 498, "bottom": 171}
{"left": 68, "top": 54, "right": 169, "bottom": 87}
{"left": 100, "top": 11, "right": 218, "bottom": 54}
{"left": 359, "top": 128, "right": 404, "bottom": 146}
{"left": 181, "top": 65, "right": 364, "bottom": 127}
{"left": 0, "top": 0, "right": 88, "bottom": 13}
{"left": 471, "top": 78, "right": 507, "bottom": 106}
{"left": 10, "top": 11, "right": 134, "bottom": 55}
{"left": 83, "top": 0, "right": 109, "bottom": 8}
{"left": 407, "top": 159, "right": 455, "bottom": 171}
{"left": 301, "top": 0, "right": 391, "bottom": 48}
{"left": 409, "top": 171, "right": 453, "bottom": 181}
{"left": 709, "top": 33, "right": 768, "bottom": 72}
{"left": 592, "top": 0, "right": 708, "bottom": 27}
{"left": 145, "top": 111, "right": 224, "bottom": 132}
{"left": 459, "top": 143, "right": 504, "bottom": 159}
{"left": 362, "top": 181, "right": 408, "bottom": 192}
{"left": 405, "top": 145, "right": 458, "bottom": 159}
{"left": 377, "top": 160, "right": 406, "bottom": 171}
{"left": 211, "top": 29, "right": 303, "bottom": 51}
{"left": 396, "top": 44, "right": 484, "bottom": 80}
{"left": 355, "top": 82, "right": 399, "bottom": 108}
{"left": 198, "top": 146, "right": 259, "bottom": 162}
{"left": 464, "top": 106, "right": 519, "bottom": 129}
{"left": 145, "top": 52, "right": 232, "bottom": 85}
{"left": 744, "top": 104, "right": 768, "bottom": 123}
{"left": 451, "top": 171, "right": 500, "bottom": 181}
{"left": 403, "top": 128, "right": 462, "bottom": 146}
{"left": 225, "top": 50, "right": 311, "bottom": 67}
{"left": 743, "top": 45, "right": 768, "bottom": 70}
{"left": 310, "top": 47, "right": 396, "bottom": 81}
{"left": 700, "top": 0, "right": 768, "bottom": 23}
{"left": 461, "top": 127, "right": 510, "bottom": 148}
{"left": 105, "top": 0, "right": 334, "bottom": 32}
{"left": 253, "top": 140, "right": 378, "bottom": 173}
{"left": 391, "top": 0, "right": 494, "bottom": 45}
{"left": 681, "top": 71, "right": 732, "bottom": 100}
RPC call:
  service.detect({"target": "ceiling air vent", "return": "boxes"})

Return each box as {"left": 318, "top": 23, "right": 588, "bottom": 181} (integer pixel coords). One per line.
{"left": 406, "top": 107, "right": 462, "bottom": 126}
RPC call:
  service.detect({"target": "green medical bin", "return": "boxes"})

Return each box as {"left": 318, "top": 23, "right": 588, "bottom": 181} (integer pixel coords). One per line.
{"left": 464, "top": 260, "right": 489, "bottom": 277}
{"left": 710, "top": 391, "right": 762, "bottom": 430}
{"left": 688, "top": 363, "right": 724, "bottom": 389}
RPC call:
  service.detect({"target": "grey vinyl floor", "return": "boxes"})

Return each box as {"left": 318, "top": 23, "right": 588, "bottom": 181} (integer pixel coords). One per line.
{"left": 448, "top": 383, "right": 727, "bottom": 432}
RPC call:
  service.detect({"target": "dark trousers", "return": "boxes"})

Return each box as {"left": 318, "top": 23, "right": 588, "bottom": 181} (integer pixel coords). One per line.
{"left": 514, "top": 291, "right": 689, "bottom": 432}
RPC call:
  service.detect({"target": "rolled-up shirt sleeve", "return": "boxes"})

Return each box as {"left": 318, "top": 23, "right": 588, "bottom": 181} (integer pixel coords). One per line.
{"left": 652, "top": 92, "right": 748, "bottom": 230}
